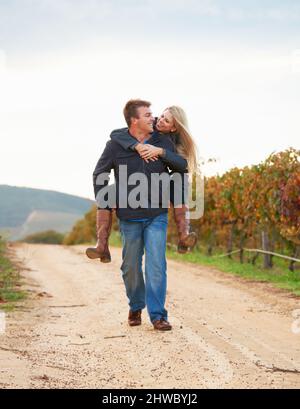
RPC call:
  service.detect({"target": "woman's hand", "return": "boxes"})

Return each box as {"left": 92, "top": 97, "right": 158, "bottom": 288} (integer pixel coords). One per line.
{"left": 135, "top": 144, "right": 163, "bottom": 163}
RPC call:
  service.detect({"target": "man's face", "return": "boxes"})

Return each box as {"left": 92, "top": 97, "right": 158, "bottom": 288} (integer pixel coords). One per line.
{"left": 134, "top": 106, "right": 154, "bottom": 133}
{"left": 156, "top": 109, "right": 176, "bottom": 134}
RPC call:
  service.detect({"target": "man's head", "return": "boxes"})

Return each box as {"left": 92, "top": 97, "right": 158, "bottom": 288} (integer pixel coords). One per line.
{"left": 123, "top": 99, "right": 154, "bottom": 134}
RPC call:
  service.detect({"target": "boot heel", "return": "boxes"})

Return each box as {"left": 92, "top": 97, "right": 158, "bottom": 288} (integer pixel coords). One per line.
{"left": 184, "top": 232, "right": 197, "bottom": 248}
{"left": 177, "top": 233, "right": 197, "bottom": 254}
{"left": 100, "top": 254, "right": 111, "bottom": 263}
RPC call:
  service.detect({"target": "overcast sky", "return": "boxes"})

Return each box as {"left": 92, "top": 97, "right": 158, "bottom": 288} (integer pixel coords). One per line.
{"left": 0, "top": 0, "right": 299, "bottom": 199}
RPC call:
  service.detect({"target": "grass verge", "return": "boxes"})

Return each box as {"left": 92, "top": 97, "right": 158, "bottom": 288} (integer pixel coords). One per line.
{"left": 0, "top": 239, "right": 26, "bottom": 311}
{"left": 109, "top": 230, "right": 300, "bottom": 296}
{"left": 167, "top": 245, "right": 300, "bottom": 296}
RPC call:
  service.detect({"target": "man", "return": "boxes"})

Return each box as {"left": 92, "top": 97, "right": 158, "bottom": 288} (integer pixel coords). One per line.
{"left": 91, "top": 99, "right": 187, "bottom": 331}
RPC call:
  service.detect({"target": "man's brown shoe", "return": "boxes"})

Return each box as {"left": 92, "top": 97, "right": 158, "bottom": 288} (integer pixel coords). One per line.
{"left": 153, "top": 318, "right": 172, "bottom": 331}
{"left": 128, "top": 309, "right": 142, "bottom": 326}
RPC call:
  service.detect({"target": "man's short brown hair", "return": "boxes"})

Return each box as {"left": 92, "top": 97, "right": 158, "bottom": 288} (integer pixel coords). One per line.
{"left": 123, "top": 99, "right": 151, "bottom": 127}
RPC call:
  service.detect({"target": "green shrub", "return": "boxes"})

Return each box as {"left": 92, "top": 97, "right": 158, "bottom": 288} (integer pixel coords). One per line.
{"left": 21, "top": 230, "right": 65, "bottom": 244}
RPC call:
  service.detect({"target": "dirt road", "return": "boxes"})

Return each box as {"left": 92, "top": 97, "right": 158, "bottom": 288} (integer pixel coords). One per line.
{"left": 0, "top": 243, "right": 300, "bottom": 389}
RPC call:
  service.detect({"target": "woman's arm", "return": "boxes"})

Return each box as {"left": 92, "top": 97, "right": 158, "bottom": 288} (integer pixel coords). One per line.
{"left": 110, "top": 128, "right": 139, "bottom": 151}
{"left": 110, "top": 128, "right": 159, "bottom": 161}
{"left": 109, "top": 128, "right": 186, "bottom": 169}
{"left": 139, "top": 144, "right": 188, "bottom": 172}
{"left": 161, "top": 148, "right": 188, "bottom": 172}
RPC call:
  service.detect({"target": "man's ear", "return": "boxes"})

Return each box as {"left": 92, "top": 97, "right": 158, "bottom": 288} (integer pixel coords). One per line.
{"left": 131, "top": 117, "right": 138, "bottom": 125}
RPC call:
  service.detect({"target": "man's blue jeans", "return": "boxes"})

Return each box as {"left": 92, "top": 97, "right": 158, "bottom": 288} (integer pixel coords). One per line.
{"left": 119, "top": 212, "right": 168, "bottom": 323}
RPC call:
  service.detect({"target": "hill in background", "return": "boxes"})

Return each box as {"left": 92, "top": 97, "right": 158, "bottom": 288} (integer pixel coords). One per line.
{"left": 0, "top": 185, "right": 93, "bottom": 240}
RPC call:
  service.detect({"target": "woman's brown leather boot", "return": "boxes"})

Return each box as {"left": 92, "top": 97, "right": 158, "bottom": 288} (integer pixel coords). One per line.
{"left": 173, "top": 206, "right": 197, "bottom": 254}
{"left": 86, "top": 209, "right": 112, "bottom": 263}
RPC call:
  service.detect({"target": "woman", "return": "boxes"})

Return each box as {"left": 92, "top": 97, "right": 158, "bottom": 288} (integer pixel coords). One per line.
{"left": 86, "top": 106, "right": 198, "bottom": 262}
{"left": 138, "top": 106, "right": 198, "bottom": 252}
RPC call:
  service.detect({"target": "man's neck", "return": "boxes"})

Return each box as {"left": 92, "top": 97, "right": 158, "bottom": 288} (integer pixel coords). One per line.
{"left": 128, "top": 127, "right": 151, "bottom": 144}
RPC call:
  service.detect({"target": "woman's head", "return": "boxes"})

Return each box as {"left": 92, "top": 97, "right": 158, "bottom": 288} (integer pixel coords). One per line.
{"left": 157, "top": 106, "right": 199, "bottom": 174}
{"left": 156, "top": 109, "right": 177, "bottom": 133}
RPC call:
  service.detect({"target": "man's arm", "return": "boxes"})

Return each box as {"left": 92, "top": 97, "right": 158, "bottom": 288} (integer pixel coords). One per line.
{"left": 93, "top": 141, "right": 115, "bottom": 209}
{"left": 110, "top": 128, "right": 138, "bottom": 151}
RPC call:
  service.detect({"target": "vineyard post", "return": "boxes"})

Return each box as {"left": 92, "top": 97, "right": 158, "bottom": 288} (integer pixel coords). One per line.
{"left": 289, "top": 245, "right": 300, "bottom": 272}
{"left": 261, "top": 230, "right": 272, "bottom": 269}
{"left": 227, "top": 222, "right": 236, "bottom": 259}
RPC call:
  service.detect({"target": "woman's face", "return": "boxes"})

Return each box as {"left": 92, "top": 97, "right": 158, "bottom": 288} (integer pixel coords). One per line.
{"left": 156, "top": 109, "right": 177, "bottom": 134}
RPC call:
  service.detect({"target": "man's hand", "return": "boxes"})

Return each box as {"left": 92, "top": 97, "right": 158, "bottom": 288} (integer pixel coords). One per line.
{"left": 135, "top": 144, "right": 163, "bottom": 163}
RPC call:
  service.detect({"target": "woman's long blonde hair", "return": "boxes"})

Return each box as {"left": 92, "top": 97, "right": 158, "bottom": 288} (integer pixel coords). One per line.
{"left": 167, "top": 106, "right": 199, "bottom": 174}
